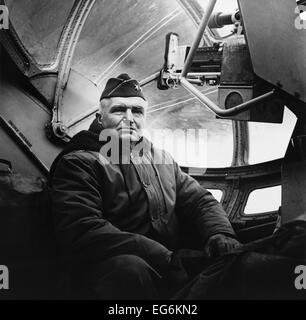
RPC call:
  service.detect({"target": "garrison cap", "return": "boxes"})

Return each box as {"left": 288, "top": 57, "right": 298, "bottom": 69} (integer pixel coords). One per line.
{"left": 100, "top": 73, "right": 145, "bottom": 101}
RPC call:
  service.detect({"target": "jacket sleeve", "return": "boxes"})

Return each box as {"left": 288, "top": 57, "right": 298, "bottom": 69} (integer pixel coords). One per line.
{"left": 51, "top": 152, "right": 172, "bottom": 274}
{"left": 174, "top": 161, "right": 236, "bottom": 245}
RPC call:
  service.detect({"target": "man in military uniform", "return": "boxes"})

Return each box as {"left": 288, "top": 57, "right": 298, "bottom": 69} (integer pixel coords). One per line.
{"left": 50, "top": 73, "right": 240, "bottom": 299}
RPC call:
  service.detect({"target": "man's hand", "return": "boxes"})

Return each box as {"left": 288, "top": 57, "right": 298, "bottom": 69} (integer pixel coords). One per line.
{"left": 204, "top": 234, "right": 241, "bottom": 258}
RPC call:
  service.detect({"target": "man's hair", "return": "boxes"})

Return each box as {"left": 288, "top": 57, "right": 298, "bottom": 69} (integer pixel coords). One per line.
{"left": 99, "top": 98, "right": 110, "bottom": 114}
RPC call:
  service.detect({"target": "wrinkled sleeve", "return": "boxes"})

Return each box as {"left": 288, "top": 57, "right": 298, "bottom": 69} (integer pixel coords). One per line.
{"left": 51, "top": 153, "right": 172, "bottom": 274}
{"left": 174, "top": 161, "right": 236, "bottom": 245}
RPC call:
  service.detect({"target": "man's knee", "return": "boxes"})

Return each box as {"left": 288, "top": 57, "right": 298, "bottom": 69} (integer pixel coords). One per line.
{"left": 90, "top": 255, "right": 159, "bottom": 299}
{"left": 110, "top": 254, "right": 154, "bottom": 277}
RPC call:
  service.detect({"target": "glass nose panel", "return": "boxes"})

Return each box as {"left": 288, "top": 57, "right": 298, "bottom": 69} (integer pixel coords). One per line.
{"left": 6, "top": 0, "right": 75, "bottom": 65}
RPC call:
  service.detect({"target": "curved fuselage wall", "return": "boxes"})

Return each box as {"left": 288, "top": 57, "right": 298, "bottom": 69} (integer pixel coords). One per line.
{"left": 0, "top": 56, "right": 61, "bottom": 177}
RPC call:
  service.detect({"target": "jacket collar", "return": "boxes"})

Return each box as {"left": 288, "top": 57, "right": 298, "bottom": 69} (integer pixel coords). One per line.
{"left": 49, "top": 118, "right": 153, "bottom": 178}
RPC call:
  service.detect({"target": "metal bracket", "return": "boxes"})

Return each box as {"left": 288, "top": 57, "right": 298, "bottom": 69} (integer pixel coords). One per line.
{"left": 45, "top": 121, "right": 69, "bottom": 143}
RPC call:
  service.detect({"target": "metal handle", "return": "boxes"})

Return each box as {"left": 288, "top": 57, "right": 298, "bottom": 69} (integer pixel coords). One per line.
{"left": 180, "top": 77, "right": 276, "bottom": 118}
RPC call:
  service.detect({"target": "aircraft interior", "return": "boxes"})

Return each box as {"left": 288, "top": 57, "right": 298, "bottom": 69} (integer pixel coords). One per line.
{"left": 0, "top": 0, "right": 305, "bottom": 299}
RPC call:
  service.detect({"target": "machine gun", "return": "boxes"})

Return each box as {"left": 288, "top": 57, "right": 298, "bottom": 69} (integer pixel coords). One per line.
{"left": 157, "top": 0, "right": 306, "bottom": 225}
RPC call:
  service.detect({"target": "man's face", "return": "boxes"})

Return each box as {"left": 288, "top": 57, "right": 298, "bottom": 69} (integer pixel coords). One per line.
{"left": 99, "top": 96, "right": 147, "bottom": 142}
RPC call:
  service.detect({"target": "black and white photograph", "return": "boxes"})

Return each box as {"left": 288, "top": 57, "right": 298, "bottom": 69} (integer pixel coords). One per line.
{"left": 0, "top": 0, "right": 305, "bottom": 305}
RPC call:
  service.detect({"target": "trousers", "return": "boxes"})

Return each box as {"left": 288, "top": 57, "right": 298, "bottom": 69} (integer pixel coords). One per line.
{"left": 66, "top": 254, "right": 162, "bottom": 299}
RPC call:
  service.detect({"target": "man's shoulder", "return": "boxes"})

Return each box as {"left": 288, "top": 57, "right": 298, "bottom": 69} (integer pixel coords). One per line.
{"left": 49, "top": 150, "right": 106, "bottom": 184}
{"left": 61, "top": 149, "right": 99, "bottom": 161}
{"left": 56, "top": 150, "right": 102, "bottom": 170}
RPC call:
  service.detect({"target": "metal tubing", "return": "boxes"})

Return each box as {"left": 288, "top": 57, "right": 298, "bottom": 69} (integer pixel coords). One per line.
{"left": 181, "top": 0, "right": 217, "bottom": 78}
{"left": 140, "top": 71, "right": 160, "bottom": 86}
{"left": 180, "top": 77, "right": 276, "bottom": 117}
{"left": 174, "top": 72, "right": 221, "bottom": 77}
{"left": 208, "top": 12, "right": 239, "bottom": 29}
{"left": 186, "top": 79, "right": 204, "bottom": 85}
